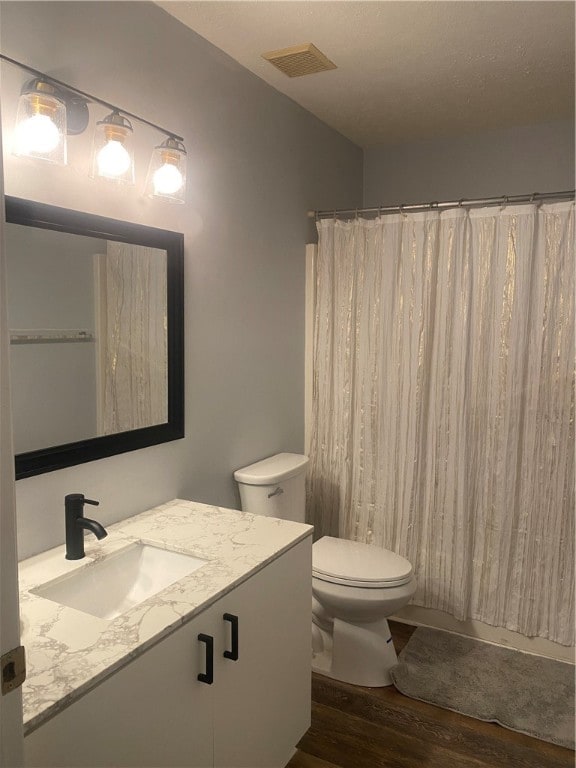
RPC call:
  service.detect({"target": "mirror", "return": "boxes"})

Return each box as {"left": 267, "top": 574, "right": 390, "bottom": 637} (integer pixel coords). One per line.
{"left": 5, "top": 197, "right": 184, "bottom": 479}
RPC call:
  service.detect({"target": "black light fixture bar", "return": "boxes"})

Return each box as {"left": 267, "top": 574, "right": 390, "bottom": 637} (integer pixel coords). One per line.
{"left": 0, "top": 53, "right": 184, "bottom": 142}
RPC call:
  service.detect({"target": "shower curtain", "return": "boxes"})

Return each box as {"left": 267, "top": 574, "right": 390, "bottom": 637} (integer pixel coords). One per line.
{"left": 96, "top": 241, "right": 167, "bottom": 435}
{"left": 308, "top": 202, "right": 574, "bottom": 645}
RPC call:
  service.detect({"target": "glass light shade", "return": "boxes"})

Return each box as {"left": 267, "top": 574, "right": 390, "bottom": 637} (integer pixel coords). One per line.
{"left": 91, "top": 112, "right": 135, "bottom": 184}
{"left": 145, "top": 138, "right": 187, "bottom": 203}
{"left": 14, "top": 83, "right": 67, "bottom": 164}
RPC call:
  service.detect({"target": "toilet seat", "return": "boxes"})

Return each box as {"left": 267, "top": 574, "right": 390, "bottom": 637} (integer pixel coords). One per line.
{"left": 313, "top": 571, "right": 412, "bottom": 588}
{"left": 312, "top": 536, "right": 413, "bottom": 588}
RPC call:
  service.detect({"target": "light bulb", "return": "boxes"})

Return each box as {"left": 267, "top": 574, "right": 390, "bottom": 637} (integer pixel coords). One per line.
{"left": 145, "top": 138, "right": 186, "bottom": 202}
{"left": 16, "top": 113, "right": 60, "bottom": 155}
{"left": 97, "top": 140, "right": 131, "bottom": 177}
{"left": 153, "top": 163, "right": 183, "bottom": 195}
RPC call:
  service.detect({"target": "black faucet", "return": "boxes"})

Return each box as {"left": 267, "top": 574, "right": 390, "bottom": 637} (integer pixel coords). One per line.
{"left": 65, "top": 494, "right": 108, "bottom": 560}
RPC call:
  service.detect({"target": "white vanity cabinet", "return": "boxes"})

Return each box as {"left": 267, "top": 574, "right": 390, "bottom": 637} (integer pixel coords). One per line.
{"left": 24, "top": 537, "right": 311, "bottom": 768}
{"left": 212, "top": 539, "right": 311, "bottom": 768}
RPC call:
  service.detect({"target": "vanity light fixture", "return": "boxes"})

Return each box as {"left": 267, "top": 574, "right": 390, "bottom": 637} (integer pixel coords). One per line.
{"left": 145, "top": 137, "right": 187, "bottom": 203}
{"left": 14, "top": 79, "right": 68, "bottom": 163}
{"left": 92, "top": 111, "right": 135, "bottom": 184}
{"left": 13, "top": 77, "right": 90, "bottom": 165}
{"left": 1, "top": 53, "right": 187, "bottom": 202}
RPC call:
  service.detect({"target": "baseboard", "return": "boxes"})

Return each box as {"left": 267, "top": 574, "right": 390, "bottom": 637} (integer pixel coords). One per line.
{"left": 392, "top": 605, "right": 575, "bottom": 664}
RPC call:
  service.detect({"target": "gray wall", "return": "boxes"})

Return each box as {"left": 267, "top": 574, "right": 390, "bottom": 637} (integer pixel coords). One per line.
{"left": 364, "top": 120, "right": 575, "bottom": 206}
{"left": 1, "top": 1, "right": 363, "bottom": 559}
{"left": 5, "top": 226, "right": 98, "bottom": 453}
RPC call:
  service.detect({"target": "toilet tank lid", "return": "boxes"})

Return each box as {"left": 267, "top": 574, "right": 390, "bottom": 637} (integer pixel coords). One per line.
{"left": 234, "top": 453, "right": 309, "bottom": 485}
{"left": 313, "top": 536, "right": 413, "bottom": 584}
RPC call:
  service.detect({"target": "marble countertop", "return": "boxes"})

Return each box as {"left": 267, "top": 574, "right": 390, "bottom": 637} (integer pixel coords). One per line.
{"left": 19, "top": 499, "right": 312, "bottom": 735}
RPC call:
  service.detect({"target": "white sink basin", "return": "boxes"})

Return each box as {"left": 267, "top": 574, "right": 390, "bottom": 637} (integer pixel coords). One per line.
{"left": 32, "top": 543, "right": 208, "bottom": 620}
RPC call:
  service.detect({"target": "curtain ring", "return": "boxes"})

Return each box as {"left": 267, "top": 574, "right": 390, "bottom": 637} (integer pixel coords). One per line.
{"left": 531, "top": 192, "right": 543, "bottom": 209}
{"left": 458, "top": 198, "right": 466, "bottom": 208}
{"left": 399, "top": 203, "right": 407, "bottom": 218}
{"left": 332, "top": 209, "right": 337, "bottom": 221}
{"left": 355, "top": 208, "right": 359, "bottom": 220}
{"left": 531, "top": 192, "right": 543, "bottom": 208}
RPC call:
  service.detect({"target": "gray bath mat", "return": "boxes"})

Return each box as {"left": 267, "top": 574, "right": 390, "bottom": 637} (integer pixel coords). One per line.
{"left": 391, "top": 626, "right": 575, "bottom": 750}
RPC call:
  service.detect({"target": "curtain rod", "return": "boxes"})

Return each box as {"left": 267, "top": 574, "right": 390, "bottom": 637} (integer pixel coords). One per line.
{"left": 0, "top": 53, "right": 184, "bottom": 142}
{"left": 308, "top": 190, "right": 575, "bottom": 220}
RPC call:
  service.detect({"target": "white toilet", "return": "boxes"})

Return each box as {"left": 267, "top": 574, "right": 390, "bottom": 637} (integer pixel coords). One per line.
{"left": 234, "top": 452, "right": 416, "bottom": 687}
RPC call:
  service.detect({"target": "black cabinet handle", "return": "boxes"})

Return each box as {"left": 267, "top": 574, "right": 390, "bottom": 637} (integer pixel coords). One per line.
{"left": 223, "top": 613, "right": 239, "bottom": 661}
{"left": 197, "top": 634, "right": 214, "bottom": 684}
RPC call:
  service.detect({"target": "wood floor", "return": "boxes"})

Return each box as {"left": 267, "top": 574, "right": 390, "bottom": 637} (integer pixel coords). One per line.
{"left": 287, "top": 621, "right": 575, "bottom": 768}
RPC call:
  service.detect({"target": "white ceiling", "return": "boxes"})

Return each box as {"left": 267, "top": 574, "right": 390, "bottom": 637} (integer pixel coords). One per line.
{"left": 157, "top": 1, "right": 575, "bottom": 148}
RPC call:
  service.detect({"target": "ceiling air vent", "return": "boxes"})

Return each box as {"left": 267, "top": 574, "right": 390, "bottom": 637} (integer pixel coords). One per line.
{"left": 262, "top": 43, "right": 336, "bottom": 78}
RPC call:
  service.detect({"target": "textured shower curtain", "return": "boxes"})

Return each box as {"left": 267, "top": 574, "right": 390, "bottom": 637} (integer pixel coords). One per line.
{"left": 96, "top": 242, "right": 167, "bottom": 435}
{"left": 308, "top": 202, "right": 574, "bottom": 645}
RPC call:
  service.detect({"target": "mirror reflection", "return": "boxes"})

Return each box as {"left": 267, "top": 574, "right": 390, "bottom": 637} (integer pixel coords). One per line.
{"left": 6, "top": 223, "right": 168, "bottom": 454}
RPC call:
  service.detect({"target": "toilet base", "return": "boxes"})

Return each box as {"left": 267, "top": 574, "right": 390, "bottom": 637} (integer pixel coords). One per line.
{"left": 311, "top": 616, "right": 398, "bottom": 687}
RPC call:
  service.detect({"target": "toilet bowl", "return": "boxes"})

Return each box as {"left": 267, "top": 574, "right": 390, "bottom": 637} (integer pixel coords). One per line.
{"left": 234, "top": 453, "right": 416, "bottom": 688}
{"left": 311, "top": 536, "right": 416, "bottom": 686}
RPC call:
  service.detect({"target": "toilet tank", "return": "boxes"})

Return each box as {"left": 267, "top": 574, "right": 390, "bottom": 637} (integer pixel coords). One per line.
{"left": 234, "top": 453, "right": 309, "bottom": 522}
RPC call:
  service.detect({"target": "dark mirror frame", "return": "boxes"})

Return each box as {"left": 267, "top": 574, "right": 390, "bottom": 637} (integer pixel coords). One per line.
{"left": 6, "top": 196, "right": 184, "bottom": 480}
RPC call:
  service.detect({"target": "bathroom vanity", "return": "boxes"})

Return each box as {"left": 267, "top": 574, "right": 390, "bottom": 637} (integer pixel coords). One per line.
{"left": 19, "top": 500, "right": 313, "bottom": 768}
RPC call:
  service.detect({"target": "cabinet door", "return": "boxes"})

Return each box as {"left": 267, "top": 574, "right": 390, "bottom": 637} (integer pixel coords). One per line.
{"left": 213, "top": 538, "right": 312, "bottom": 768}
{"left": 25, "top": 608, "right": 216, "bottom": 768}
